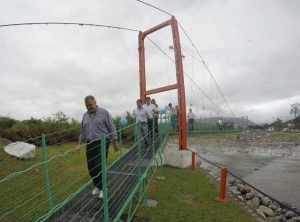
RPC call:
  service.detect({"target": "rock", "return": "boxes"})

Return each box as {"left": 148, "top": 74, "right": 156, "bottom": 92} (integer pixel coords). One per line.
{"left": 269, "top": 203, "right": 279, "bottom": 211}
{"left": 256, "top": 208, "right": 267, "bottom": 219}
{"left": 266, "top": 215, "right": 284, "bottom": 222}
{"left": 261, "top": 196, "right": 271, "bottom": 206}
{"left": 244, "top": 185, "right": 251, "bottom": 193}
{"left": 237, "top": 184, "right": 249, "bottom": 194}
{"left": 4, "top": 142, "right": 36, "bottom": 159}
{"left": 287, "top": 216, "right": 300, "bottom": 222}
{"left": 229, "top": 178, "right": 236, "bottom": 186}
{"left": 229, "top": 187, "right": 242, "bottom": 196}
{"left": 259, "top": 205, "right": 275, "bottom": 217}
{"left": 258, "top": 193, "right": 264, "bottom": 199}
{"left": 285, "top": 211, "right": 296, "bottom": 219}
{"left": 275, "top": 208, "right": 282, "bottom": 216}
{"left": 247, "top": 196, "right": 260, "bottom": 209}
{"left": 238, "top": 196, "right": 244, "bottom": 201}
{"left": 245, "top": 192, "right": 254, "bottom": 200}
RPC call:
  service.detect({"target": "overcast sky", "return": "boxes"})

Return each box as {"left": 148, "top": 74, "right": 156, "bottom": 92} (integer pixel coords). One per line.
{"left": 0, "top": 0, "right": 299, "bottom": 124}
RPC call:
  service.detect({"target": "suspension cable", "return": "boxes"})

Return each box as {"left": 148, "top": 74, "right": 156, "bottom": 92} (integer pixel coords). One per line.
{"left": 0, "top": 22, "right": 140, "bottom": 32}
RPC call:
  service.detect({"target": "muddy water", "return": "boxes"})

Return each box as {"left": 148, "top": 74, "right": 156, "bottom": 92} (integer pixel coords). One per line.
{"left": 190, "top": 144, "right": 300, "bottom": 209}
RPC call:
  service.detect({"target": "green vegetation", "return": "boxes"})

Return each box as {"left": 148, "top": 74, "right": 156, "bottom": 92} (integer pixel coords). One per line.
{"left": 0, "top": 142, "right": 131, "bottom": 222}
{"left": 0, "top": 112, "right": 80, "bottom": 145}
{"left": 135, "top": 167, "right": 255, "bottom": 222}
{"left": 0, "top": 112, "right": 136, "bottom": 145}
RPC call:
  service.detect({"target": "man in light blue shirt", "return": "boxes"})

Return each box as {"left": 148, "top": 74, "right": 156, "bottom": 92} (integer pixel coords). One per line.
{"left": 77, "top": 95, "right": 119, "bottom": 198}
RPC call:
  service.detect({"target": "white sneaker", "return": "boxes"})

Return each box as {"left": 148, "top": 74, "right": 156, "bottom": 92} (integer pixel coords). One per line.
{"left": 92, "top": 187, "right": 100, "bottom": 195}
{"left": 98, "top": 190, "right": 103, "bottom": 199}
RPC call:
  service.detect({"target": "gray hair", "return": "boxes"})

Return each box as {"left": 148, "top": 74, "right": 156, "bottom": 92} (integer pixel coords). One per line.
{"left": 84, "top": 95, "right": 96, "bottom": 103}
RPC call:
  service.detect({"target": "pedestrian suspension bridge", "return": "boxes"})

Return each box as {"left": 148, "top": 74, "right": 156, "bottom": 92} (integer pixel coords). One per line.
{"left": 0, "top": 16, "right": 241, "bottom": 222}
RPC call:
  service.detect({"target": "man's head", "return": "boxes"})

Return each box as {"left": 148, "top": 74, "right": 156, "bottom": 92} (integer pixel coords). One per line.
{"left": 146, "top": 96, "right": 151, "bottom": 105}
{"left": 136, "top": 99, "right": 142, "bottom": 109}
{"left": 151, "top": 98, "right": 156, "bottom": 104}
{"left": 189, "top": 108, "right": 192, "bottom": 112}
{"left": 168, "top": 103, "right": 172, "bottom": 108}
{"left": 84, "top": 95, "right": 97, "bottom": 113}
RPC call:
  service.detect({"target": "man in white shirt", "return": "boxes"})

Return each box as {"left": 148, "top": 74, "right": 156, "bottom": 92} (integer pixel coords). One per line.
{"left": 168, "top": 103, "right": 178, "bottom": 132}
{"left": 151, "top": 98, "right": 160, "bottom": 134}
{"left": 131, "top": 99, "right": 151, "bottom": 146}
{"left": 188, "top": 108, "right": 195, "bottom": 131}
{"left": 143, "top": 97, "right": 157, "bottom": 139}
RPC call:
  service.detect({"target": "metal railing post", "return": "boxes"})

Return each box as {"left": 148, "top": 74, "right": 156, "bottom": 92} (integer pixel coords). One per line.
{"left": 216, "top": 167, "right": 228, "bottom": 202}
{"left": 137, "top": 122, "right": 142, "bottom": 178}
{"left": 192, "top": 151, "right": 196, "bottom": 170}
{"left": 118, "top": 123, "right": 123, "bottom": 157}
{"left": 41, "top": 134, "right": 53, "bottom": 212}
{"left": 152, "top": 117, "right": 155, "bottom": 159}
{"left": 101, "top": 134, "right": 109, "bottom": 221}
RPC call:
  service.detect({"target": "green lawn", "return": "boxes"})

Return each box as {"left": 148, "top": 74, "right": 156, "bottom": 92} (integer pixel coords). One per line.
{"left": 135, "top": 166, "right": 256, "bottom": 222}
{"left": 0, "top": 142, "right": 131, "bottom": 222}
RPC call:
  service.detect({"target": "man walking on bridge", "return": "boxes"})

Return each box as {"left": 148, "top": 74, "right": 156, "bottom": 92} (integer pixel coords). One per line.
{"left": 188, "top": 108, "right": 195, "bottom": 131}
{"left": 77, "top": 95, "right": 119, "bottom": 199}
{"left": 143, "top": 96, "right": 157, "bottom": 139}
{"left": 128, "top": 99, "right": 151, "bottom": 146}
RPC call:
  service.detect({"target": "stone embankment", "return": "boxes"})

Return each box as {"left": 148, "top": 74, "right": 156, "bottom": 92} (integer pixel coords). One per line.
{"left": 203, "top": 165, "right": 300, "bottom": 222}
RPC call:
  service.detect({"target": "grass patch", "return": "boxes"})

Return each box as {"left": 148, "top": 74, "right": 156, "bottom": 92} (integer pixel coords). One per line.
{"left": 135, "top": 166, "right": 255, "bottom": 222}
{"left": 0, "top": 142, "right": 131, "bottom": 222}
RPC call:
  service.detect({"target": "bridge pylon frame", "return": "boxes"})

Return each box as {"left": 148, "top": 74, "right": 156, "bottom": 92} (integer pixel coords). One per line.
{"left": 138, "top": 16, "right": 187, "bottom": 150}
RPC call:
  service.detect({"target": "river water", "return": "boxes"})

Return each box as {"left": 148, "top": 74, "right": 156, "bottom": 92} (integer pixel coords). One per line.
{"left": 190, "top": 142, "right": 300, "bottom": 209}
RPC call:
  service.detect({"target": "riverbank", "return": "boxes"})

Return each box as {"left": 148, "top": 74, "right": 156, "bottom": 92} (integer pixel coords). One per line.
{"left": 135, "top": 166, "right": 256, "bottom": 222}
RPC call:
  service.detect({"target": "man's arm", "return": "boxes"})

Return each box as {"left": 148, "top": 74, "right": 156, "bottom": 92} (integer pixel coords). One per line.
{"left": 77, "top": 117, "right": 85, "bottom": 153}
{"left": 106, "top": 111, "right": 119, "bottom": 152}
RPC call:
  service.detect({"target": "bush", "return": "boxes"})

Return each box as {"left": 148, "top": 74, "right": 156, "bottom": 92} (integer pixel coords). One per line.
{"left": 0, "top": 113, "right": 80, "bottom": 145}
{"left": 0, "top": 117, "right": 17, "bottom": 129}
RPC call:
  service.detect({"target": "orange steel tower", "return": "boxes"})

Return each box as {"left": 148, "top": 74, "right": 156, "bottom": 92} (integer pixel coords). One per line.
{"left": 138, "top": 16, "right": 187, "bottom": 150}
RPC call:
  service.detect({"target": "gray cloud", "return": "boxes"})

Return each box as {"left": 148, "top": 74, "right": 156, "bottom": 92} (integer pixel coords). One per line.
{"left": 0, "top": 0, "right": 299, "bottom": 124}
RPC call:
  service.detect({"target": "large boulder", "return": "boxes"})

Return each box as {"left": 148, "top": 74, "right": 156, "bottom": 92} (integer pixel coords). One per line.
{"left": 4, "top": 142, "right": 36, "bottom": 159}
{"left": 259, "top": 205, "right": 275, "bottom": 217}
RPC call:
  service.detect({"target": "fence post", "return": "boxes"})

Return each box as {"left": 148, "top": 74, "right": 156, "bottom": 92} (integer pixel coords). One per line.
{"left": 41, "top": 134, "right": 53, "bottom": 211}
{"left": 216, "top": 167, "right": 227, "bottom": 202}
{"left": 137, "top": 122, "right": 142, "bottom": 178}
{"left": 118, "top": 123, "right": 122, "bottom": 157}
{"left": 152, "top": 117, "right": 155, "bottom": 159}
{"left": 101, "top": 134, "right": 109, "bottom": 222}
{"left": 191, "top": 151, "right": 196, "bottom": 170}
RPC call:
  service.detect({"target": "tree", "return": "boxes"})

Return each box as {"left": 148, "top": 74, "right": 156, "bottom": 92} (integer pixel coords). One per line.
{"left": 290, "top": 103, "right": 300, "bottom": 118}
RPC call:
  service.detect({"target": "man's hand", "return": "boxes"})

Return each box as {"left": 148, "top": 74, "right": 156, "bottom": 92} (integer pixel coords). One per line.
{"left": 113, "top": 140, "right": 119, "bottom": 152}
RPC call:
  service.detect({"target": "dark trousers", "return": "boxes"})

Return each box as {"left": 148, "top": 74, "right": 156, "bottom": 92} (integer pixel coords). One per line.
{"left": 86, "top": 140, "right": 110, "bottom": 189}
{"left": 189, "top": 119, "right": 194, "bottom": 131}
{"left": 147, "top": 118, "right": 153, "bottom": 139}
{"left": 154, "top": 117, "right": 159, "bottom": 134}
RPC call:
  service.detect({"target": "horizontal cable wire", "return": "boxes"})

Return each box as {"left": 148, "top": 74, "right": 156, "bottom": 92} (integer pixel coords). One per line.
{"left": 0, "top": 22, "right": 140, "bottom": 32}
